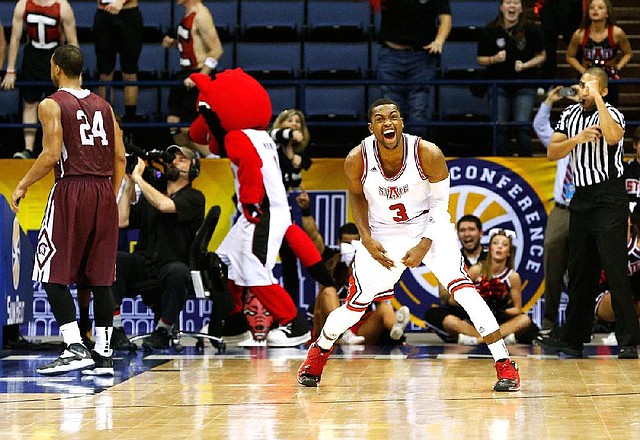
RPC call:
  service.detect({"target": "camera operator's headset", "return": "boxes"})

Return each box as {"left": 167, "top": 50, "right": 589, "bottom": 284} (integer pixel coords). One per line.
{"left": 167, "top": 145, "right": 200, "bottom": 182}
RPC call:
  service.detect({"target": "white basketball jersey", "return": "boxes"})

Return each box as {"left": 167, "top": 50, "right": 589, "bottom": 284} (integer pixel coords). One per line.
{"left": 361, "top": 133, "right": 431, "bottom": 237}
{"left": 231, "top": 129, "right": 289, "bottom": 210}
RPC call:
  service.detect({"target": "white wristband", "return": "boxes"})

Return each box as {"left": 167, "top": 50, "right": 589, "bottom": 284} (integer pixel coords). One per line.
{"left": 204, "top": 57, "right": 218, "bottom": 70}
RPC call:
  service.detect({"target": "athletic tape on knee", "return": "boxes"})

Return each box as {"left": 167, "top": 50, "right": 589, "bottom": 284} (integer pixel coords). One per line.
{"left": 453, "top": 287, "right": 500, "bottom": 337}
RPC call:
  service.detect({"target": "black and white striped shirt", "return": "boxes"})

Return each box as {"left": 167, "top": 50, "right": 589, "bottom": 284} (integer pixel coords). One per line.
{"left": 554, "top": 103, "right": 626, "bottom": 188}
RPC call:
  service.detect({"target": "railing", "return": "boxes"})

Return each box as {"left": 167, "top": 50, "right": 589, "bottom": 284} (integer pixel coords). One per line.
{"left": 1, "top": 77, "right": 638, "bottom": 156}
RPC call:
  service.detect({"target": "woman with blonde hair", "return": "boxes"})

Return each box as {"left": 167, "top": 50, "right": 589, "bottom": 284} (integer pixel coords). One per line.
{"left": 270, "top": 108, "right": 311, "bottom": 190}
{"left": 443, "top": 229, "right": 532, "bottom": 345}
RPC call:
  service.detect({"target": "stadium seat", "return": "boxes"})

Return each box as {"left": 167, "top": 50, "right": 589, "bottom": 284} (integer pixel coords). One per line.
{"left": 140, "top": 0, "right": 173, "bottom": 30}
{"left": 209, "top": 0, "right": 239, "bottom": 37}
{"left": 304, "top": 42, "right": 369, "bottom": 79}
{"left": 240, "top": 0, "right": 304, "bottom": 30}
{"left": 449, "top": 0, "right": 496, "bottom": 27}
{"left": 236, "top": 42, "right": 301, "bottom": 79}
{"left": 71, "top": 0, "right": 97, "bottom": 29}
{"left": 0, "top": 90, "right": 20, "bottom": 118}
{"left": 304, "top": 85, "right": 366, "bottom": 121}
{"left": 266, "top": 87, "right": 298, "bottom": 116}
{"left": 306, "top": 0, "right": 371, "bottom": 42}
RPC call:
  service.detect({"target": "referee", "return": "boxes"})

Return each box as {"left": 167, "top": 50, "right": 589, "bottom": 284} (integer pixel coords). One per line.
{"left": 540, "top": 67, "right": 640, "bottom": 359}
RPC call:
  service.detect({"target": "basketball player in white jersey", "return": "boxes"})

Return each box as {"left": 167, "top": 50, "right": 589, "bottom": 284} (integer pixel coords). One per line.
{"left": 297, "top": 98, "right": 521, "bottom": 391}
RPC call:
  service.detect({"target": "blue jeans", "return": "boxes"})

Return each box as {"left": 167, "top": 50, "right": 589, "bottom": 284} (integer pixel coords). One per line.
{"left": 495, "top": 87, "right": 536, "bottom": 157}
{"left": 376, "top": 46, "right": 438, "bottom": 122}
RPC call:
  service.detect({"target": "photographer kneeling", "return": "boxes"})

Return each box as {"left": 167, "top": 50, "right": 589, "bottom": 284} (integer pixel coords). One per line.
{"left": 113, "top": 145, "right": 205, "bottom": 350}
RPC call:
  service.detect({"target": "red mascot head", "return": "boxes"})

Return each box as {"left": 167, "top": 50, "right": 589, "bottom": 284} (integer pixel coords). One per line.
{"left": 188, "top": 68, "right": 272, "bottom": 156}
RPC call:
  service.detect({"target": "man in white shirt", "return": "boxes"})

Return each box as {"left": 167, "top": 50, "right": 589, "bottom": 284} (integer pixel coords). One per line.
{"left": 533, "top": 85, "right": 579, "bottom": 331}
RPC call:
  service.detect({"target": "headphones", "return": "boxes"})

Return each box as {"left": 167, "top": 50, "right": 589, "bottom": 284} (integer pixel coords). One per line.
{"left": 188, "top": 156, "right": 201, "bottom": 182}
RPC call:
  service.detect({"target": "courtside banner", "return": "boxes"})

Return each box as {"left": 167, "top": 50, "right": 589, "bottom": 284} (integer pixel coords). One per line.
{"left": 393, "top": 157, "right": 555, "bottom": 328}
{"left": 0, "top": 157, "right": 555, "bottom": 334}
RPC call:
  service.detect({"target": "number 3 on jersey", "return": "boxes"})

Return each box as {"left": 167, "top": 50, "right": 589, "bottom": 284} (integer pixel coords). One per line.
{"left": 77, "top": 110, "right": 109, "bottom": 146}
{"left": 389, "top": 203, "right": 408, "bottom": 222}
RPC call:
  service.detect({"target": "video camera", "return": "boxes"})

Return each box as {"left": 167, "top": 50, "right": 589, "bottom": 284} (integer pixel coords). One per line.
{"left": 125, "top": 141, "right": 175, "bottom": 189}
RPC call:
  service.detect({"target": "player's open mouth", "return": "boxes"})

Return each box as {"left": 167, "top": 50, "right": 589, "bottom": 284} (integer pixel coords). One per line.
{"left": 383, "top": 129, "right": 395, "bottom": 141}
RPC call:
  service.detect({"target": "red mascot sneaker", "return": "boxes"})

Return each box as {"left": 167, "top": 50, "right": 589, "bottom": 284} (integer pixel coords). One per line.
{"left": 297, "top": 342, "right": 333, "bottom": 387}
{"left": 493, "top": 358, "right": 521, "bottom": 391}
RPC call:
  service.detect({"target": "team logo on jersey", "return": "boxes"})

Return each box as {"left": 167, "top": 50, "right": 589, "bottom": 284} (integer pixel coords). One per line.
{"left": 35, "top": 230, "right": 56, "bottom": 269}
{"left": 394, "top": 158, "right": 548, "bottom": 327}
{"left": 379, "top": 184, "right": 409, "bottom": 200}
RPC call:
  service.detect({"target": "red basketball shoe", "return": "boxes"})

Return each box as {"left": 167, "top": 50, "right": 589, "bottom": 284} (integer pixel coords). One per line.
{"left": 297, "top": 342, "right": 333, "bottom": 387}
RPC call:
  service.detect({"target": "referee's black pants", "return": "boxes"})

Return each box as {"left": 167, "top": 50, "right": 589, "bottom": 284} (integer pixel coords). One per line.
{"left": 563, "top": 179, "right": 640, "bottom": 347}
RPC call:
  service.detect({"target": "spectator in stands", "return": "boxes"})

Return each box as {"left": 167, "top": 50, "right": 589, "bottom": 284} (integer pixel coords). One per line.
{"left": 112, "top": 145, "right": 205, "bottom": 351}
{"left": 443, "top": 229, "right": 532, "bottom": 345}
{"left": 533, "top": 85, "right": 579, "bottom": 331}
{"left": 456, "top": 214, "right": 488, "bottom": 267}
{"left": 296, "top": 189, "right": 411, "bottom": 345}
{"left": 269, "top": 109, "right": 312, "bottom": 303}
{"left": 538, "top": 0, "right": 584, "bottom": 79}
{"left": 477, "top": 0, "right": 546, "bottom": 157}
{"left": 163, "top": 0, "right": 223, "bottom": 157}
{"left": 93, "top": 0, "right": 143, "bottom": 124}
{"left": 565, "top": 0, "right": 632, "bottom": 106}
{"left": 374, "top": 0, "right": 452, "bottom": 125}
{"left": 270, "top": 109, "right": 311, "bottom": 191}
{"left": 424, "top": 215, "right": 488, "bottom": 341}
{"left": 2, "top": 0, "right": 77, "bottom": 159}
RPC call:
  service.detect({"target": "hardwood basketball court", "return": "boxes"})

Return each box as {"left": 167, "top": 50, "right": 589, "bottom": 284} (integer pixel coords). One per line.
{"left": 1, "top": 335, "right": 639, "bottom": 439}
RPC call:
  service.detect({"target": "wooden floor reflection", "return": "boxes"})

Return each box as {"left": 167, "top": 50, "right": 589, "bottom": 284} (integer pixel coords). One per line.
{"left": 2, "top": 344, "right": 640, "bottom": 439}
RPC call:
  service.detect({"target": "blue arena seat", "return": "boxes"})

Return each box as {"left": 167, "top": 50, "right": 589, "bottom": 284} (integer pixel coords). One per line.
{"left": 138, "top": 44, "right": 168, "bottom": 75}
{"left": 240, "top": 0, "right": 304, "bottom": 29}
{"left": 140, "top": 0, "right": 173, "bottom": 30}
{"left": 304, "top": 85, "right": 366, "bottom": 120}
{"left": 209, "top": 0, "right": 239, "bottom": 28}
{"left": 438, "top": 85, "right": 490, "bottom": 118}
{"left": 441, "top": 41, "right": 479, "bottom": 71}
{"left": 71, "top": 0, "right": 97, "bottom": 29}
{"left": 306, "top": 0, "right": 371, "bottom": 42}
{"left": 304, "top": 42, "right": 369, "bottom": 79}
{"left": 79, "top": 43, "right": 97, "bottom": 78}
{"left": 236, "top": 42, "right": 301, "bottom": 79}
{"left": 110, "top": 87, "right": 164, "bottom": 120}
{"left": 0, "top": 90, "right": 20, "bottom": 117}
{"left": 449, "top": 0, "right": 496, "bottom": 27}
{"left": 266, "top": 86, "right": 298, "bottom": 116}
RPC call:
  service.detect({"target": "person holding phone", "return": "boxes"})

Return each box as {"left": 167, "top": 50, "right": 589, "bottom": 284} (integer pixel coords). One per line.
{"left": 533, "top": 85, "right": 579, "bottom": 331}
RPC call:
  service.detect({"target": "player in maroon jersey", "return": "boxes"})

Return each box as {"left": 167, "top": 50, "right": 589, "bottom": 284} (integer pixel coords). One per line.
{"left": 11, "top": 45, "right": 126, "bottom": 376}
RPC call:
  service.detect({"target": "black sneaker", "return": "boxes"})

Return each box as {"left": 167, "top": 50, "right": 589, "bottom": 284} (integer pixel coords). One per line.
{"left": 619, "top": 346, "right": 639, "bottom": 359}
{"left": 267, "top": 314, "right": 310, "bottom": 347}
{"left": 536, "top": 334, "right": 584, "bottom": 357}
{"left": 36, "top": 343, "right": 94, "bottom": 376}
{"left": 111, "top": 326, "right": 136, "bottom": 351}
{"left": 82, "top": 350, "right": 114, "bottom": 376}
{"left": 142, "top": 327, "right": 170, "bottom": 350}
